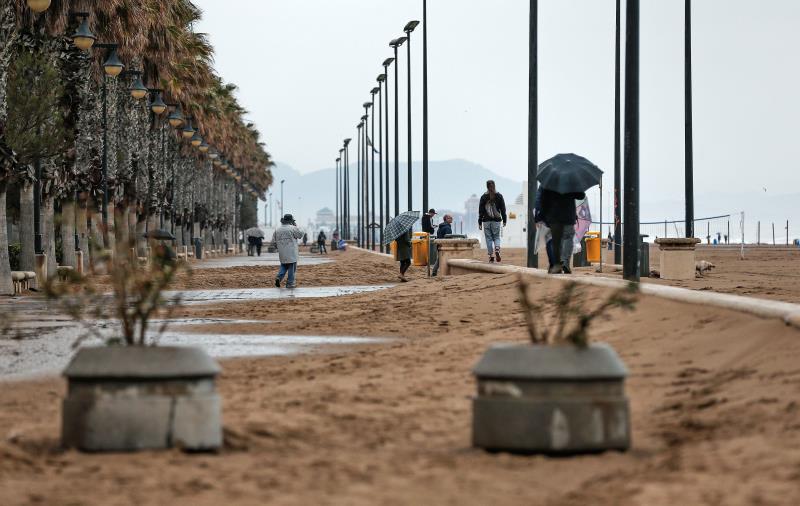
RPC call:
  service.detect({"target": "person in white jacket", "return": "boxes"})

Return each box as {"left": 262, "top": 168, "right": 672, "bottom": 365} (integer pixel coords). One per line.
{"left": 271, "top": 214, "right": 305, "bottom": 288}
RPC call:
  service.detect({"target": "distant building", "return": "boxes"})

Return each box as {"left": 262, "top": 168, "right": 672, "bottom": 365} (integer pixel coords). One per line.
{"left": 464, "top": 194, "right": 480, "bottom": 234}
{"left": 315, "top": 207, "right": 334, "bottom": 228}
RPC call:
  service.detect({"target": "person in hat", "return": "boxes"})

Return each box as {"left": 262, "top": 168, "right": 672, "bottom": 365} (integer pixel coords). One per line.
{"left": 270, "top": 214, "right": 305, "bottom": 288}
{"left": 421, "top": 209, "right": 437, "bottom": 235}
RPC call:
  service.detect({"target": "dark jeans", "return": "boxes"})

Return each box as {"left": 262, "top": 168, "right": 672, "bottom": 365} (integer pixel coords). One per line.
{"left": 400, "top": 259, "right": 411, "bottom": 275}
{"left": 318, "top": 241, "right": 327, "bottom": 254}
{"left": 550, "top": 223, "right": 576, "bottom": 267}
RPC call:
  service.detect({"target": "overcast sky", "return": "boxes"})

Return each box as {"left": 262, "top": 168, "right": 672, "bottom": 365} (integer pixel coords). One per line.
{"left": 194, "top": 0, "right": 800, "bottom": 206}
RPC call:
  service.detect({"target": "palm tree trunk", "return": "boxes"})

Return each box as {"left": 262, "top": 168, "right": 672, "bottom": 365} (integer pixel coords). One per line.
{"left": 19, "top": 180, "right": 36, "bottom": 287}
{"left": 76, "top": 194, "right": 89, "bottom": 272}
{"left": 60, "top": 198, "right": 77, "bottom": 268}
{"left": 0, "top": 184, "right": 13, "bottom": 294}
{"left": 43, "top": 195, "right": 56, "bottom": 277}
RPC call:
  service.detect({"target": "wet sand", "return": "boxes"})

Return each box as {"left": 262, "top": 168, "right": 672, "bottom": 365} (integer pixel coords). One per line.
{"left": 1, "top": 250, "right": 800, "bottom": 505}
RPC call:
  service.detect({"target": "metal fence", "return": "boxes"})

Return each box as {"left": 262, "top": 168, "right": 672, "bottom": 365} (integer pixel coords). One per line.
{"left": 592, "top": 213, "right": 799, "bottom": 246}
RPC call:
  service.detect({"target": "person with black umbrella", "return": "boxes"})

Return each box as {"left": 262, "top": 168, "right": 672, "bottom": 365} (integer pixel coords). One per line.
{"left": 536, "top": 154, "right": 603, "bottom": 275}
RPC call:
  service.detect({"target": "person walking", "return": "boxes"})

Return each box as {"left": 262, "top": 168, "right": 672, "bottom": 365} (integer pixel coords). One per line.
{"left": 478, "top": 180, "right": 507, "bottom": 263}
{"left": 317, "top": 230, "right": 327, "bottom": 254}
{"left": 271, "top": 214, "right": 304, "bottom": 288}
{"left": 255, "top": 235, "right": 263, "bottom": 256}
{"left": 395, "top": 228, "right": 413, "bottom": 282}
{"left": 431, "top": 214, "right": 453, "bottom": 276}
{"left": 302, "top": 232, "right": 308, "bottom": 247}
{"left": 540, "top": 189, "right": 586, "bottom": 274}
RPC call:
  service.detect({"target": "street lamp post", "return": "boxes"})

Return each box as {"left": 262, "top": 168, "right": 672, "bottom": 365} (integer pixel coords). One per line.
{"left": 280, "top": 179, "right": 285, "bottom": 218}
{"left": 96, "top": 43, "right": 124, "bottom": 247}
{"left": 382, "top": 59, "right": 394, "bottom": 223}
{"left": 623, "top": 0, "right": 640, "bottom": 282}
{"left": 368, "top": 94, "right": 377, "bottom": 250}
{"left": 344, "top": 138, "right": 352, "bottom": 239}
{"left": 404, "top": 21, "right": 419, "bottom": 211}
{"left": 335, "top": 156, "right": 340, "bottom": 235}
{"left": 361, "top": 111, "right": 370, "bottom": 249}
{"left": 389, "top": 38, "right": 406, "bottom": 216}
{"left": 376, "top": 76, "right": 386, "bottom": 252}
{"left": 614, "top": 0, "right": 622, "bottom": 264}
{"left": 685, "top": 0, "right": 694, "bottom": 239}
{"left": 526, "top": 1, "right": 538, "bottom": 268}
{"left": 357, "top": 122, "right": 363, "bottom": 247}
{"left": 422, "top": 0, "right": 430, "bottom": 214}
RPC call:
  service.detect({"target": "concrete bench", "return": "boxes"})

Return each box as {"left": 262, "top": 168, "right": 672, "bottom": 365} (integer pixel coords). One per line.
{"left": 56, "top": 265, "right": 75, "bottom": 281}
{"left": 654, "top": 238, "right": 701, "bottom": 280}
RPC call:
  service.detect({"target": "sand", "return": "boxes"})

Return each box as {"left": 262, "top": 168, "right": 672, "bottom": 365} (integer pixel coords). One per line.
{"left": 1, "top": 250, "right": 800, "bottom": 505}
{"left": 475, "top": 245, "right": 800, "bottom": 304}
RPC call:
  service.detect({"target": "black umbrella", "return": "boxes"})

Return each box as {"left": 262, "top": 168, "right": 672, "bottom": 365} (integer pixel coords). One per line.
{"left": 537, "top": 153, "right": 603, "bottom": 194}
{"left": 143, "top": 229, "right": 176, "bottom": 240}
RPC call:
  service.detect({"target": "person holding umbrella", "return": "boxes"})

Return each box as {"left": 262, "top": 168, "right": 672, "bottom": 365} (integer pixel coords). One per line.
{"left": 537, "top": 154, "right": 603, "bottom": 275}
{"left": 384, "top": 211, "right": 421, "bottom": 282}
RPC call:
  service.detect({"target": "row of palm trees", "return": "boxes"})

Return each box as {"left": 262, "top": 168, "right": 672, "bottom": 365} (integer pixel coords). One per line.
{"left": 0, "top": 0, "right": 272, "bottom": 294}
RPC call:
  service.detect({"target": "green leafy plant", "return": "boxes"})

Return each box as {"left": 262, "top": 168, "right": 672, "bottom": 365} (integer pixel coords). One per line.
{"left": 517, "top": 275, "right": 638, "bottom": 347}
{"left": 43, "top": 223, "right": 190, "bottom": 347}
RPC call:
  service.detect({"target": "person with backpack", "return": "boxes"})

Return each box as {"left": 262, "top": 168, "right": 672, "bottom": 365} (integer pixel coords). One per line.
{"left": 317, "top": 230, "right": 327, "bottom": 254}
{"left": 478, "top": 180, "right": 507, "bottom": 263}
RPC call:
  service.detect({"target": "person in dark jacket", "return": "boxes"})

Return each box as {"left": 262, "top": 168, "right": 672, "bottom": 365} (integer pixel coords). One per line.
{"left": 478, "top": 180, "right": 507, "bottom": 263}
{"left": 395, "top": 228, "right": 413, "bottom": 282}
{"left": 317, "top": 230, "right": 327, "bottom": 254}
{"left": 421, "top": 209, "right": 436, "bottom": 234}
{"left": 534, "top": 186, "right": 556, "bottom": 268}
{"left": 431, "top": 214, "right": 453, "bottom": 276}
{"left": 540, "top": 188, "right": 586, "bottom": 274}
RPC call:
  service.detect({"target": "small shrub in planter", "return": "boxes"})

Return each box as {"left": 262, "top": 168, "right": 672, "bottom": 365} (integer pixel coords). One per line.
{"left": 45, "top": 233, "right": 222, "bottom": 452}
{"left": 472, "top": 276, "right": 638, "bottom": 454}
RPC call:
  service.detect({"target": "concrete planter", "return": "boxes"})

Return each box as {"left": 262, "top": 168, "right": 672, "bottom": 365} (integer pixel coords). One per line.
{"left": 472, "top": 342, "right": 630, "bottom": 454}
{"left": 62, "top": 346, "right": 222, "bottom": 452}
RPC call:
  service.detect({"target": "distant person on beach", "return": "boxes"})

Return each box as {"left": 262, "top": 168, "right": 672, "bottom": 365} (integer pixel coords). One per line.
{"left": 541, "top": 188, "right": 586, "bottom": 274}
{"left": 317, "top": 230, "right": 327, "bottom": 254}
{"left": 255, "top": 235, "right": 263, "bottom": 256}
{"left": 302, "top": 232, "right": 308, "bottom": 246}
{"left": 271, "top": 214, "right": 304, "bottom": 288}
{"left": 478, "top": 180, "right": 507, "bottom": 263}
{"left": 395, "top": 228, "right": 413, "bottom": 282}
{"left": 431, "top": 214, "right": 453, "bottom": 276}
{"left": 607, "top": 231, "right": 613, "bottom": 251}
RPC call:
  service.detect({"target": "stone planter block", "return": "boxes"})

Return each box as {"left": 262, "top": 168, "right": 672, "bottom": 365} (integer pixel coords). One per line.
{"left": 62, "top": 346, "right": 222, "bottom": 452}
{"left": 436, "top": 238, "right": 479, "bottom": 276}
{"left": 654, "top": 238, "right": 700, "bottom": 280}
{"left": 472, "top": 343, "right": 630, "bottom": 454}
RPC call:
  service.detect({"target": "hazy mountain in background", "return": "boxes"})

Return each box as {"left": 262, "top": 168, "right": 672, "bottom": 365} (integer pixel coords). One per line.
{"left": 261, "top": 159, "right": 523, "bottom": 227}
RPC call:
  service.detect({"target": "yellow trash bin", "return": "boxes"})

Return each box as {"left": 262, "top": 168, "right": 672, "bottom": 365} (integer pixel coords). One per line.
{"left": 585, "top": 231, "right": 601, "bottom": 263}
{"left": 411, "top": 232, "right": 429, "bottom": 266}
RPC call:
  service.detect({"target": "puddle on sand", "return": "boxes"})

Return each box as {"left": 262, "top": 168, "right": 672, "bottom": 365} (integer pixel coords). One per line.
{"left": 0, "top": 317, "right": 389, "bottom": 381}
{"left": 167, "top": 285, "right": 393, "bottom": 304}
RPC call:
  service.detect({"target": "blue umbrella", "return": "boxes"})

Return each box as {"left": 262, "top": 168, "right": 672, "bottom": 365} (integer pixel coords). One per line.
{"left": 537, "top": 153, "right": 603, "bottom": 194}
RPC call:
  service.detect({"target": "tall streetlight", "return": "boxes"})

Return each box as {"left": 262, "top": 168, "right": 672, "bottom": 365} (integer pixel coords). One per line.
{"left": 623, "top": 0, "right": 640, "bottom": 282}
{"left": 344, "top": 138, "right": 352, "bottom": 239}
{"left": 376, "top": 75, "right": 386, "bottom": 251}
{"left": 96, "top": 43, "right": 124, "bottom": 247}
{"left": 339, "top": 147, "right": 345, "bottom": 236}
{"left": 526, "top": 2, "right": 538, "bottom": 268}
{"left": 280, "top": 179, "right": 285, "bottom": 218}
{"left": 370, "top": 88, "right": 379, "bottom": 251}
{"left": 422, "top": 1, "right": 430, "bottom": 214}
{"left": 614, "top": 0, "right": 622, "bottom": 264}
{"left": 357, "top": 122, "right": 363, "bottom": 246}
{"left": 335, "top": 155, "right": 340, "bottom": 235}
{"left": 389, "top": 38, "right": 406, "bottom": 216}
{"left": 685, "top": 0, "right": 694, "bottom": 239}
{"left": 381, "top": 59, "right": 394, "bottom": 222}
{"left": 361, "top": 109, "right": 370, "bottom": 249}
{"left": 404, "top": 21, "right": 419, "bottom": 211}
